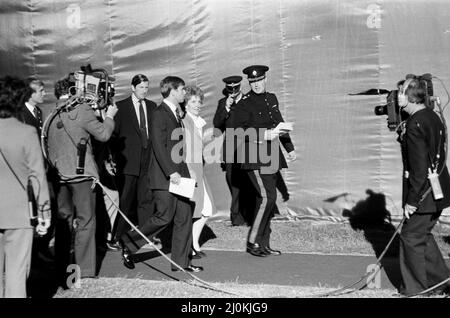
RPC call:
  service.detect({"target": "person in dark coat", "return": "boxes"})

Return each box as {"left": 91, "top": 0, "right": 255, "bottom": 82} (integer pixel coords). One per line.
{"left": 111, "top": 74, "right": 157, "bottom": 247}
{"left": 119, "top": 76, "right": 203, "bottom": 273}
{"left": 213, "top": 76, "right": 248, "bottom": 226}
{"left": 233, "top": 65, "right": 296, "bottom": 257}
{"left": 397, "top": 77, "right": 450, "bottom": 296}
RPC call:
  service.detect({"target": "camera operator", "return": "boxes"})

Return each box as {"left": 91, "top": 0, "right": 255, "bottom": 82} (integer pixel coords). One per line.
{"left": 0, "top": 76, "right": 50, "bottom": 297}
{"left": 47, "top": 75, "right": 117, "bottom": 286}
{"left": 397, "top": 77, "right": 450, "bottom": 296}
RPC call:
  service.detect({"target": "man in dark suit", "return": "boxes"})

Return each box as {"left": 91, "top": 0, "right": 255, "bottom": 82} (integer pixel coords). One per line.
{"left": 213, "top": 76, "right": 247, "bottom": 226}
{"left": 233, "top": 65, "right": 296, "bottom": 257}
{"left": 111, "top": 74, "right": 157, "bottom": 246}
{"left": 397, "top": 77, "right": 450, "bottom": 296}
{"left": 19, "top": 78, "right": 45, "bottom": 136}
{"left": 119, "top": 76, "right": 203, "bottom": 273}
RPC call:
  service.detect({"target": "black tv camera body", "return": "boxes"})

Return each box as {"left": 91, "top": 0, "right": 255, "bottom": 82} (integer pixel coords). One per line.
{"left": 74, "top": 64, "right": 115, "bottom": 110}
{"left": 374, "top": 73, "right": 434, "bottom": 131}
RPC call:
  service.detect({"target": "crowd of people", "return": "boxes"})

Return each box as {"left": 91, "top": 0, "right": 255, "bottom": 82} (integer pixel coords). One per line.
{"left": 0, "top": 64, "right": 297, "bottom": 297}
{"left": 1, "top": 65, "right": 450, "bottom": 298}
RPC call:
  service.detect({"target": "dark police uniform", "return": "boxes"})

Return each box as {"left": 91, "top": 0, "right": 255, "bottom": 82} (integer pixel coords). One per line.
{"left": 213, "top": 76, "right": 247, "bottom": 226}
{"left": 233, "top": 65, "right": 294, "bottom": 257}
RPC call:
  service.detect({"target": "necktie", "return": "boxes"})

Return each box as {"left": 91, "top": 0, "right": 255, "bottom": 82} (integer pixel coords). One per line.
{"left": 33, "top": 107, "right": 43, "bottom": 132}
{"left": 175, "top": 107, "right": 183, "bottom": 127}
{"left": 138, "top": 100, "right": 148, "bottom": 149}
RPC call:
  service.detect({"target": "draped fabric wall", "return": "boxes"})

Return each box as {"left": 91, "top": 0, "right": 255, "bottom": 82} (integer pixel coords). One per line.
{"left": 1, "top": 0, "right": 450, "bottom": 223}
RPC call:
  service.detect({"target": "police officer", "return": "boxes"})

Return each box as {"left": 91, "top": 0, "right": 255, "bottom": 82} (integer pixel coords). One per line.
{"left": 213, "top": 76, "right": 247, "bottom": 226}
{"left": 233, "top": 65, "right": 296, "bottom": 257}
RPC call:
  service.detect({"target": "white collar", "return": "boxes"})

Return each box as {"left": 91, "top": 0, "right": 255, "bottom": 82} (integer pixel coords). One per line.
{"left": 132, "top": 94, "right": 144, "bottom": 106}
{"left": 163, "top": 98, "right": 180, "bottom": 120}
{"left": 187, "top": 111, "right": 206, "bottom": 129}
{"left": 25, "top": 102, "right": 36, "bottom": 116}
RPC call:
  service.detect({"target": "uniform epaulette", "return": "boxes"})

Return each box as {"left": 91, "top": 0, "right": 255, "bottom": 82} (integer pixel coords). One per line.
{"left": 242, "top": 93, "right": 250, "bottom": 100}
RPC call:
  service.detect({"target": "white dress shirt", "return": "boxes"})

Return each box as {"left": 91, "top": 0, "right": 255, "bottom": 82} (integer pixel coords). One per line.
{"left": 25, "top": 102, "right": 37, "bottom": 118}
{"left": 131, "top": 94, "right": 148, "bottom": 135}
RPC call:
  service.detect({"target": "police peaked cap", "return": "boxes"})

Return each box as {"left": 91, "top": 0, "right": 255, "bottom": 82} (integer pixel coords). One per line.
{"left": 222, "top": 75, "right": 243, "bottom": 87}
{"left": 242, "top": 65, "right": 269, "bottom": 82}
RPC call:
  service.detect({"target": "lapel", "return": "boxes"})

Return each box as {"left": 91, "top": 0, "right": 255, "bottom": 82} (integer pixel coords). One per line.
{"left": 22, "top": 106, "right": 37, "bottom": 125}
{"left": 126, "top": 96, "right": 141, "bottom": 136}
{"left": 184, "top": 113, "right": 202, "bottom": 140}
{"left": 145, "top": 99, "right": 153, "bottom": 131}
{"left": 161, "top": 102, "right": 180, "bottom": 128}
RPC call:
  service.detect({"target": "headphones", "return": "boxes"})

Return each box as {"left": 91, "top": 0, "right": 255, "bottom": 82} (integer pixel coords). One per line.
{"left": 398, "top": 77, "right": 414, "bottom": 107}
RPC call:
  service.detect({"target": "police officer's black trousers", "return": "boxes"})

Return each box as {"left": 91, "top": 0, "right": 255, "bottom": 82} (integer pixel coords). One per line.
{"left": 225, "top": 163, "right": 246, "bottom": 225}
{"left": 246, "top": 170, "right": 277, "bottom": 247}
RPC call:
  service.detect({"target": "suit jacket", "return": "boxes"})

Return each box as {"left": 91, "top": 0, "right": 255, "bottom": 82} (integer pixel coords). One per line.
{"left": 18, "top": 104, "right": 43, "bottom": 138}
{"left": 148, "top": 102, "right": 190, "bottom": 190}
{"left": 401, "top": 107, "right": 450, "bottom": 212}
{"left": 113, "top": 96, "right": 157, "bottom": 176}
{"left": 213, "top": 96, "right": 242, "bottom": 163}
{"left": 0, "top": 118, "right": 50, "bottom": 228}
{"left": 182, "top": 112, "right": 216, "bottom": 218}
{"left": 47, "top": 102, "right": 115, "bottom": 181}
{"left": 233, "top": 91, "right": 294, "bottom": 172}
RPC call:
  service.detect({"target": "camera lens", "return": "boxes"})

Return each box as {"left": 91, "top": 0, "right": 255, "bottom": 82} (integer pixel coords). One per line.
{"left": 374, "top": 105, "right": 387, "bottom": 116}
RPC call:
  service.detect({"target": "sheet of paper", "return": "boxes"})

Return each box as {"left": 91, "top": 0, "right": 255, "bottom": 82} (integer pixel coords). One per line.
{"left": 273, "top": 122, "right": 293, "bottom": 136}
{"left": 275, "top": 122, "right": 293, "bottom": 132}
{"left": 168, "top": 177, "right": 196, "bottom": 199}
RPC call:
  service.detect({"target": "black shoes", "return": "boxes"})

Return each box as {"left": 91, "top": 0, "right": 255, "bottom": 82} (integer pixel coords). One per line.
{"left": 172, "top": 265, "right": 204, "bottom": 273}
{"left": 192, "top": 249, "right": 207, "bottom": 259}
{"left": 247, "top": 243, "right": 281, "bottom": 257}
{"left": 106, "top": 240, "right": 121, "bottom": 251}
{"left": 119, "top": 240, "right": 135, "bottom": 270}
{"left": 264, "top": 246, "right": 282, "bottom": 256}
{"left": 246, "top": 243, "right": 268, "bottom": 257}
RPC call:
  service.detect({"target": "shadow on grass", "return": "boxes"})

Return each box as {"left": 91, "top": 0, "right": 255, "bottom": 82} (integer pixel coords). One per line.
{"left": 341, "top": 189, "right": 402, "bottom": 290}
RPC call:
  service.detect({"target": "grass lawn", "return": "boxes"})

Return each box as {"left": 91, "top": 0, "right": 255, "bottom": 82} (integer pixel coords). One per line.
{"left": 202, "top": 218, "right": 450, "bottom": 256}
{"left": 54, "top": 218, "right": 450, "bottom": 298}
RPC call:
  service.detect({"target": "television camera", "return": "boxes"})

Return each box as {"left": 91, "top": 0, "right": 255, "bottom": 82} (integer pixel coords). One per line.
{"left": 73, "top": 64, "right": 115, "bottom": 110}
{"left": 350, "top": 73, "right": 435, "bottom": 131}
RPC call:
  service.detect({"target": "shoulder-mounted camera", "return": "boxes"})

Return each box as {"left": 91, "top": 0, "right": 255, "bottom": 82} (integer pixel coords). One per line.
{"left": 350, "top": 73, "right": 434, "bottom": 131}
{"left": 74, "top": 64, "right": 115, "bottom": 110}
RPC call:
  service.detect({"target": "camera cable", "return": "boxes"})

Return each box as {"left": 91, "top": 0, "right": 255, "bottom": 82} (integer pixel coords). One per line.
{"left": 94, "top": 179, "right": 241, "bottom": 297}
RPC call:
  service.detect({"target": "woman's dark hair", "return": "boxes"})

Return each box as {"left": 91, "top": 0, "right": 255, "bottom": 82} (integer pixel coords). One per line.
{"left": 131, "top": 74, "right": 149, "bottom": 87}
{"left": 0, "top": 76, "right": 30, "bottom": 118}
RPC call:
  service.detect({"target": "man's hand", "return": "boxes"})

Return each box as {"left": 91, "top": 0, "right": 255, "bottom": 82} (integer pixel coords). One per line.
{"left": 286, "top": 150, "right": 297, "bottom": 162}
{"left": 225, "top": 96, "right": 234, "bottom": 112}
{"left": 36, "top": 218, "right": 51, "bottom": 236}
{"left": 404, "top": 204, "right": 417, "bottom": 219}
{"left": 264, "top": 129, "right": 280, "bottom": 141}
{"left": 170, "top": 172, "right": 181, "bottom": 185}
{"left": 105, "top": 160, "right": 116, "bottom": 176}
{"left": 106, "top": 103, "right": 118, "bottom": 119}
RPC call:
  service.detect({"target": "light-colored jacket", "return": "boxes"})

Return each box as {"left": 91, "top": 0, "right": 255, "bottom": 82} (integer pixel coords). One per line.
{"left": 0, "top": 117, "right": 50, "bottom": 229}
{"left": 182, "top": 112, "right": 216, "bottom": 218}
{"left": 47, "top": 102, "right": 114, "bottom": 182}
